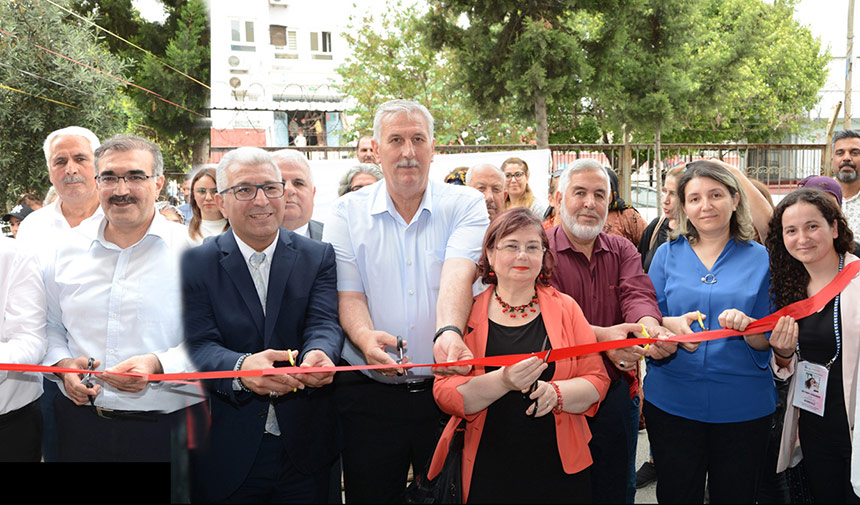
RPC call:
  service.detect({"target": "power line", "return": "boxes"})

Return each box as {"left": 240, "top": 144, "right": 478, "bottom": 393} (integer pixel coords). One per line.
{"left": 43, "top": 0, "right": 210, "bottom": 90}
{"left": 0, "top": 82, "right": 78, "bottom": 108}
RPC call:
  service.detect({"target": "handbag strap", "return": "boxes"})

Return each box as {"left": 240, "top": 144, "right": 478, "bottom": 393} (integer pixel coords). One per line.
{"left": 648, "top": 216, "right": 666, "bottom": 251}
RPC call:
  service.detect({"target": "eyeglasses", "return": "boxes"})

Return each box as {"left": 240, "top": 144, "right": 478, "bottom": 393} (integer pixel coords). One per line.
{"left": 496, "top": 243, "right": 545, "bottom": 256}
{"left": 194, "top": 188, "right": 218, "bottom": 196}
{"left": 95, "top": 174, "right": 155, "bottom": 188}
{"left": 505, "top": 171, "right": 526, "bottom": 180}
{"left": 220, "top": 182, "right": 285, "bottom": 201}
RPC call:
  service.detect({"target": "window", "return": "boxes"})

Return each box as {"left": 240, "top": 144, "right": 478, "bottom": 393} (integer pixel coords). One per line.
{"left": 231, "top": 20, "right": 256, "bottom": 52}
{"left": 310, "top": 31, "right": 332, "bottom": 60}
{"left": 271, "top": 25, "right": 298, "bottom": 59}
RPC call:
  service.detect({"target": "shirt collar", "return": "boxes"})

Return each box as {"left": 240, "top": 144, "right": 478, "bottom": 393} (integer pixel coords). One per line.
{"left": 370, "top": 178, "right": 434, "bottom": 224}
{"left": 292, "top": 223, "right": 309, "bottom": 238}
{"left": 553, "top": 225, "right": 607, "bottom": 255}
{"left": 92, "top": 209, "right": 168, "bottom": 250}
{"left": 232, "top": 229, "right": 279, "bottom": 264}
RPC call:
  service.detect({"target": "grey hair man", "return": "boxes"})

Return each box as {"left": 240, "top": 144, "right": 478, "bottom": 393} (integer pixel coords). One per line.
{"left": 337, "top": 163, "right": 383, "bottom": 197}
{"left": 270, "top": 149, "right": 323, "bottom": 240}
{"left": 17, "top": 126, "right": 104, "bottom": 245}
{"left": 324, "top": 99, "right": 489, "bottom": 502}
{"left": 548, "top": 158, "right": 676, "bottom": 503}
{"left": 831, "top": 129, "right": 860, "bottom": 231}
{"left": 466, "top": 162, "right": 506, "bottom": 220}
{"left": 43, "top": 134, "right": 202, "bottom": 462}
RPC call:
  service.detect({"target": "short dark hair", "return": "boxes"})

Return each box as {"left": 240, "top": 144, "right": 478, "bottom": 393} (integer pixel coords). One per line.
{"left": 832, "top": 129, "right": 860, "bottom": 148}
{"left": 477, "top": 208, "right": 554, "bottom": 287}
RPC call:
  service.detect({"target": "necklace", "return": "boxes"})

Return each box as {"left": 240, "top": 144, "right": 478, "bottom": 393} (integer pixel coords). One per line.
{"left": 494, "top": 287, "right": 538, "bottom": 318}
{"left": 796, "top": 254, "right": 843, "bottom": 370}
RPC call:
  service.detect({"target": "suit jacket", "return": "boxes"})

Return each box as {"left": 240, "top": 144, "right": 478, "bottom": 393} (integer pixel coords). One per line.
{"left": 182, "top": 228, "right": 343, "bottom": 502}
{"left": 308, "top": 219, "right": 324, "bottom": 241}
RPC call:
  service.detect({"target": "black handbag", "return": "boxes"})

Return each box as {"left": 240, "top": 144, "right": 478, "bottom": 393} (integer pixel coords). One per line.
{"left": 404, "top": 417, "right": 466, "bottom": 504}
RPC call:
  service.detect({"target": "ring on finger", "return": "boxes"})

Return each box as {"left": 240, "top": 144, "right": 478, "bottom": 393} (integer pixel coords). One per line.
{"left": 619, "top": 361, "right": 626, "bottom": 368}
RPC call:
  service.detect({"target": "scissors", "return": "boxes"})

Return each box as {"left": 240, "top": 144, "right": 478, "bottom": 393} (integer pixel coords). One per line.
{"left": 395, "top": 336, "right": 405, "bottom": 376}
{"left": 80, "top": 357, "right": 97, "bottom": 408}
{"left": 526, "top": 335, "right": 550, "bottom": 418}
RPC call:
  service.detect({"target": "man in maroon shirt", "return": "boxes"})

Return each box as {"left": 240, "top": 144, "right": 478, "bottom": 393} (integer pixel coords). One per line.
{"left": 547, "top": 159, "right": 677, "bottom": 503}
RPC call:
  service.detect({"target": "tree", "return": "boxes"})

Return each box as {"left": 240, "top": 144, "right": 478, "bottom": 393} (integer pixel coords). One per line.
{"left": 0, "top": 0, "right": 131, "bottom": 207}
{"left": 336, "top": 1, "right": 529, "bottom": 145}
{"left": 72, "top": 0, "right": 209, "bottom": 169}
{"left": 422, "top": 0, "right": 602, "bottom": 148}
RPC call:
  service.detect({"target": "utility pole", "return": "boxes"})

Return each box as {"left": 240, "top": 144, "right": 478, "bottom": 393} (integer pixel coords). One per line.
{"left": 847, "top": 0, "right": 855, "bottom": 129}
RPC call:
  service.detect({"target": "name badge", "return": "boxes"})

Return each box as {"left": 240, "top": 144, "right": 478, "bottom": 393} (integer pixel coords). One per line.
{"left": 791, "top": 360, "right": 829, "bottom": 417}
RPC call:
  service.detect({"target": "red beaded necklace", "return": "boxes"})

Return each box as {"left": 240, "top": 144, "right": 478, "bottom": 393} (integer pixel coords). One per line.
{"left": 494, "top": 287, "right": 539, "bottom": 318}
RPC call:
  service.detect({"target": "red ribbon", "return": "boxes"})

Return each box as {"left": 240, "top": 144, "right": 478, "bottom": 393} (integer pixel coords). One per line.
{"left": 4, "top": 261, "right": 858, "bottom": 382}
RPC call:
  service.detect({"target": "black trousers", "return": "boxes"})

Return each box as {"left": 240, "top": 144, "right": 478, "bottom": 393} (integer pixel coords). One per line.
{"left": 54, "top": 394, "right": 184, "bottom": 462}
{"left": 586, "top": 378, "right": 631, "bottom": 504}
{"left": 0, "top": 398, "right": 42, "bottom": 462}
{"left": 334, "top": 370, "right": 441, "bottom": 504}
{"left": 644, "top": 400, "right": 771, "bottom": 504}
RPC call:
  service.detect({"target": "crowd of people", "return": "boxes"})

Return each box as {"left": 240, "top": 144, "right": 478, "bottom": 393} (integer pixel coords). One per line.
{"left": 2, "top": 99, "right": 860, "bottom": 505}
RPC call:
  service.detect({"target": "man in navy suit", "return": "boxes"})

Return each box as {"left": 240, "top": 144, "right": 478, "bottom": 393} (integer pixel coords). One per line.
{"left": 182, "top": 147, "right": 343, "bottom": 503}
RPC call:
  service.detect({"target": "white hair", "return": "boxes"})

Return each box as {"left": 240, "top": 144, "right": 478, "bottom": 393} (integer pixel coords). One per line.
{"left": 557, "top": 159, "right": 611, "bottom": 199}
{"left": 271, "top": 149, "right": 313, "bottom": 186}
{"left": 465, "top": 163, "right": 505, "bottom": 186}
{"left": 215, "top": 147, "right": 281, "bottom": 192}
{"left": 372, "top": 99, "right": 434, "bottom": 144}
{"left": 43, "top": 126, "right": 100, "bottom": 167}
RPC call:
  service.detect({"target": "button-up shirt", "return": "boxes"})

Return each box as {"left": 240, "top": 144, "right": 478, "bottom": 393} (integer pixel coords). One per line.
{"left": 547, "top": 226, "right": 662, "bottom": 393}
{"left": 0, "top": 238, "right": 46, "bottom": 415}
{"left": 43, "top": 212, "right": 203, "bottom": 412}
{"left": 324, "top": 179, "right": 488, "bottom": 382}
{"left": 16, "top": 200, "right": 104, "bottom": 269}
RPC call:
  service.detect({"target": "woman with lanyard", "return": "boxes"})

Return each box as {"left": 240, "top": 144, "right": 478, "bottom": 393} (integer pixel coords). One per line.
{"left": 645, "top": 161, "right": 776, "bottom": 503}
{"left": 766, "top": 187, "right": 860, "bottom": 503}
{"left": 427, "top": 208, "right": 611, "bottom": 503}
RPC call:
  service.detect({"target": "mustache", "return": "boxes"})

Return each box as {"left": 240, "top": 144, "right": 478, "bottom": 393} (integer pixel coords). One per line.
{"left": 62, "top": 175, "right": 87, "bottom": 184}
{"left": 841, "top": 161, "right": 856, "bottom": 169}
{"left": 395, "top": 159, "right": 420, "bottom": 168}
{"left": 109, "top": 195, "right": 138, "bottom": 205}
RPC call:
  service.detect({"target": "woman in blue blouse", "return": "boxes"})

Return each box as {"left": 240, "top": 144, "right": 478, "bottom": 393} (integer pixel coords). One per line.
{"left": 645, "top": 161, "right": 776, "bottom": 503}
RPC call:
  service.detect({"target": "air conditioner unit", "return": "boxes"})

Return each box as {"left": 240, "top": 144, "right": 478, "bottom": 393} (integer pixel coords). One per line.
{"left": 227, "top": 55, "right": 249, "bottom": 72}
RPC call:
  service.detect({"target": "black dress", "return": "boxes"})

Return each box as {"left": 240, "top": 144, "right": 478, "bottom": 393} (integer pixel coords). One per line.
{"left": 796, "top": 297, "right": 860, "bottom": 503}
{"left": 467, "top": 315, "right": 591, "bottom": 504}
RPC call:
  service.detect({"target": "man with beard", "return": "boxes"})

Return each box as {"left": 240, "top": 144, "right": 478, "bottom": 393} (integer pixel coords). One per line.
{"left": 831, "top": 130, "right": 860, "bottom": 232}
{"left": 466, "top": 163, "right": 507, "bottom": 220}
{"left": 546, "top": 159, "right": 677, "bottom": 503}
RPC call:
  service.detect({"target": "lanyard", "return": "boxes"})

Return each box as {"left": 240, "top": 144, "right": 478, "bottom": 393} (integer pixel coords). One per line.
{"left": 797, "top": 254, "right": 843, "bottom": 371}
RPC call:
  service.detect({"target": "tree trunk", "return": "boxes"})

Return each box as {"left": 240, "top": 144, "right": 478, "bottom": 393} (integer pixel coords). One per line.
{"left": 192, "top": 131, "right": 211, "bottom": 167}
{"left": 654, "top": 125, "right": 663, "bottom": 200}
{"left": 621, "top": 125, "right": 632, "bottom": 202}
{"left": 534, "top": 92, "right": 549, "bottom": 150}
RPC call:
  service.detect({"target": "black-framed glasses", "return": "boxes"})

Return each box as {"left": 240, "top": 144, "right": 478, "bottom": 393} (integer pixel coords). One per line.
{"left": 505, "top": 171, "right": 526, "bottom": 180}
{"left": 95, "top": 174, "right": 155, "bottom": 188}
{"left": 220, "top": 182, "right": 285, "bottom": 201}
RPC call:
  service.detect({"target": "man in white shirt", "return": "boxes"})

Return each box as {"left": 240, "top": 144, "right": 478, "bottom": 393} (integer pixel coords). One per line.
{"left": 16, "top": 126, "right": 104, "bottom": 462}
{"left": 324, "top": 99, "right": 489, "bottom": 502}
{"left": 272, "top": 149, "right": 323, "bottom": 240}
{"left": 43, "top": 134, "right": 202, "bottom": 462}
{"left": 17, "top": 126, "right": 105, "bottom": 254}
{"left": 0, "top": 237, "right": 46, "bottom": 461}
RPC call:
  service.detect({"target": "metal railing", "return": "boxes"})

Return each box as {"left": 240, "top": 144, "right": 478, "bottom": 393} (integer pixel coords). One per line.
{"left": 203, "top": 142, "right": 827, "bottom": 196}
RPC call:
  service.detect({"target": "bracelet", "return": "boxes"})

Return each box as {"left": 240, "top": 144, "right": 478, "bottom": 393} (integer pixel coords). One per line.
{"left": 433, "top": 325, "right": 463, "bottom": 343}
{"left": 549, "top": 380, "right": 563, "bottom": 415}
{"left": 773, "top": 349, "right": 795, "bottom": 360}
{"left": 235, "top": 353, "right": 253, "bottom": 393}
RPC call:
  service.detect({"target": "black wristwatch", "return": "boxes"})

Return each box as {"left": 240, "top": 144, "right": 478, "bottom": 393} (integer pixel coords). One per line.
{"left": 433, "top": 325, "right": 463, "bottom": 343}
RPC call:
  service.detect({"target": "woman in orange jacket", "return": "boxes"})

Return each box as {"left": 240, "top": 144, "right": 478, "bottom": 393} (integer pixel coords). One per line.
{"left": 428, "top": 208, "right": 610, "bottom": 503}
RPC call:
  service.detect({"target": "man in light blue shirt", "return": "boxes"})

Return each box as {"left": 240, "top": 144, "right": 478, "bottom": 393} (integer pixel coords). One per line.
{"left": 324, "top": 99, "right": 489, "bottom": 502}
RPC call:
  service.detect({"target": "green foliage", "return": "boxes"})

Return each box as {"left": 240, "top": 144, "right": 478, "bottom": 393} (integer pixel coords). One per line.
{"left": 73, "top": 0, "right": 210, "bottom": 170}
{"left": 422, "top": 0, "right": 601, "bottom": 147}
{"left": 0, "top": 0, "right": 130, "bottom": 208}
{"left": 335, "top": 0, "right": 529, "bottom": 145}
